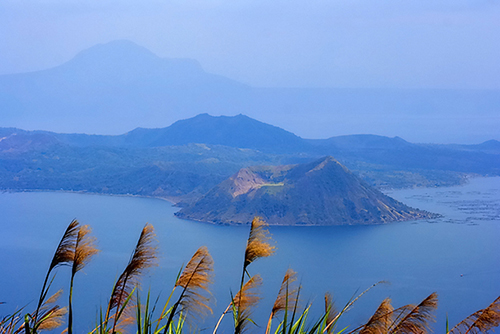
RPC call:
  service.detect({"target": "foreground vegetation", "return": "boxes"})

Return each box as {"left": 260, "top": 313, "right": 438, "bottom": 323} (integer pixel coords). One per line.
{"left": 1, "top": 218, "right": 499, "bottom": 334}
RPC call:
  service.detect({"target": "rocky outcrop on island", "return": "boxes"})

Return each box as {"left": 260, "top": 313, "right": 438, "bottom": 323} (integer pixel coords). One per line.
{"left": 176, "top": 156, "right": 439, "bottom": 226}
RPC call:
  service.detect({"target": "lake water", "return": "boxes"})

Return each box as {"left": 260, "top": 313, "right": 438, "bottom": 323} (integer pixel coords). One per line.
{"left": 1, "top": 177, "right": 499, "bottom": 333}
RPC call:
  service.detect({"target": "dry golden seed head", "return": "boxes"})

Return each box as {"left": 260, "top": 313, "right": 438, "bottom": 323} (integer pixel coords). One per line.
{"left": 176, "top": 246, "right": 215, "bottom": 319}
{"left": 390, "top": 292, "right": 438, "bottom": 334}
{"left": 234, "top": 275, "right": 263, "bottom": 333}
{"left": 73, "top": 224, "right": 99, "bottom": 274}
{"left": 234, "top": 274, "right": 262, "bottom": 310}
{"left": 244, "top": 217, "right": 275, "bottom": 268}
{"left": 126, "top": 223, "right": 157, "bottom": 273}
{"left": 449, "top": 296, "right": 500, "bottom": 334}
{"left": 359, "top": 298, "right": 394, "bottom": 334}
{"left": 115, "top": 304, "right": 136, "bottom": 332}
{"left": 324, "top": 292, "right": 332, "bottom": 313}
{"left": 50, "top": 220, "right": 80, "bottom": 271}
{"left": 109, "top": 223, "right": 157, "bottom": 312}
{"left": 176, "top": 246, "right": 214, "bottom": 288}
{"left": 44, "top": 289, "right": 63, "bottom": 306}
{"left": 37, "top": 307, "right": 68, "bottom": 331}
{"left": 271, "top": 269, "right": 298, "bottom": 317}
{"left": 324, "top": 292, "right": 339, "bottom": 328}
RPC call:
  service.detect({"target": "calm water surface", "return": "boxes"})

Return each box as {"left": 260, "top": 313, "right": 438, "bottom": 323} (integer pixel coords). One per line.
{"left": 1, "top": 177, "right": 499, "bottom": 333}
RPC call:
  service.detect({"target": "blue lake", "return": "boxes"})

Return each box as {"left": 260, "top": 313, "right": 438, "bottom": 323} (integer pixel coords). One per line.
{"left": 1, "top": 177, "right": 499, "bottom": 333}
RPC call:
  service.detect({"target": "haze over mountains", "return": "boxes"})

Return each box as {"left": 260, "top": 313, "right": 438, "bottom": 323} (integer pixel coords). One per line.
{"left": 1, "top": 40, "right": 498, "bottom": 143}
{"left": 1, "top": 39, "right": 499, "bottom": 225}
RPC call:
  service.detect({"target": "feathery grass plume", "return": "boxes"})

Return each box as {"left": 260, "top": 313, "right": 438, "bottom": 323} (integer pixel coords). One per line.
{"left": 37, "top": 307, "right": 67, "bottom": 332}
{"left": 41, "top": 289, "right": 63, "bottom": 310}
{"left": 243, "top": 217, "right": 275, "bottom": 271}
{"left": 449, "top": 296, "right": 500, "bottom": 334}
{"left": 106, "top": 223, "right": 157, "bottom": 334}
{"left": 389, "top": 292, "right": 438, "bottom": 334}
{"left": 233, "top": 274, "right": 263, "bottom": 334}
{"left": 271, "top": 269, "right": 299, "bottom": 316}
{"left": 34, "top": 220, "right": 79, "bottom": 328}
{"left": 113, "top": 305, "right": 136, "bottom": 334}
{"left": 358, "top": 298, "right": 394, "bottom": 334}
{"left": 68, "top": 225, "right": 99, "bottom": 334}
{"left": 163, "top": 246, "right": 214, "bottom": 333}
{"left": 324, "top": 292, "right": 338, "bottom": 334}
{"left": 212, "top": 275, "right": 261, "bottom": 334}
{"left": 212, "top": 275, "right": 263, "bottom": 334}
{"left": 71, "top": 225, "right": 99, "bottom": 276}
{"left": 265, "top": 269, "right": 299, "bottom": 334}
{"left": 48, "top": 220, "right": 80, "bottom": 271}
{"left": 235, "top": 217, "right": 274, "bottom": 334}
{"left": 34, "top": 289, "right": 67, "bottom": 332}
{"left": 175, "top": 246, "right": 214, "bottom": 314}
{"left": 92, "top": 298, "right": 136, "bottom": 334}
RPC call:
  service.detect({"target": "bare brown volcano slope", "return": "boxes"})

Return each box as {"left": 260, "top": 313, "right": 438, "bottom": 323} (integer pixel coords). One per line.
{"left": 176, "top": 156, "right": 438, "bottom": 225}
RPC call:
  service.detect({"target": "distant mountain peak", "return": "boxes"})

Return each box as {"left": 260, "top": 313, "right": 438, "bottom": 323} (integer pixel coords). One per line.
{"left": 52, "top": 39, "right": 204, "bottom": 83}
{"left": 177, "top": 156, "right": 439, "bottom": 226}
{"left": 306, "top": 156, "right": 343, "bottom": 174}
{"left": 66, "top": 39, "right": 159, "bottom": 67}
{"left": 81, "top": 39, "right": 156, "bottom": 55}
{"left": 187, "top": 113, "right": 258, "bottom": 122}
{"left": 321, "top": 134, "right": 411, "bottom": 150}
{"left": 124, "top": 113, "right": 309, "bottom": 153}
{"left": 479, "top": 139, "right": 500, "bottom": 147}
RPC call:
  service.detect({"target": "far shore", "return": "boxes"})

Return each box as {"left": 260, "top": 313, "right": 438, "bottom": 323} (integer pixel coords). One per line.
{"left": 0, "top": 188, "right": 179, "bottom": 205}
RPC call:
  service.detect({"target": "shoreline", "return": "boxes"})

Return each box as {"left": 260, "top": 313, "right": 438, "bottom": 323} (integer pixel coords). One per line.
{"left": 1, "top": 187, "right": 440, "bottom": 227}
{"left": 3, "top": 174, "right": 499, "bottom": 227}
{"left": 0, "top": 188, "right": 178, "bottom": 205}
{"left": 174, "top": 210, "right": 441, "bottom": 227}
{"left": 0, "top": 173, "right": 484, "bottom": 203}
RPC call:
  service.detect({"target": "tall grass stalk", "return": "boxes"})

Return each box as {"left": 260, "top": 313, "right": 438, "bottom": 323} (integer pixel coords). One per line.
{"left": 163, "top": 246, "right": 213, "bottom": 334}
{"left": 105, "top": 223, "right": 157, "bottom": 333}
{"left": 33, "top": 220, "right": 79, "bottom": 331}
{"left": 235, "top": 217, "right": 275, "bottom": 333}
{"left": 68, "top": 225, "right": 99, "bottom": 334}
{"left": 214, "top": 274, "right": 263, "bottom": 334}
{"left": 266, "top": 269, "right": 299, "bottom": 334}
{"left": 154, "top": 269, "right": 182, "bottom": 333}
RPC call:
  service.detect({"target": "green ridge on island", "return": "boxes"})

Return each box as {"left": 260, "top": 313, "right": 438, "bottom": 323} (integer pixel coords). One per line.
{"left": 176, "top": 156, "right": 438, "bottom": 225}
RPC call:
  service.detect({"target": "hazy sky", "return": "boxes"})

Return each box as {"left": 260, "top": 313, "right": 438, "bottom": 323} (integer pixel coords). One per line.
{"left": 2, "top": 0, "right": 500, "bottom": 89}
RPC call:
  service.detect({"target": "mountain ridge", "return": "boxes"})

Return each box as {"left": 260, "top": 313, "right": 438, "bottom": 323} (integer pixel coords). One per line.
{"left": 1, "top": 112, "right": 498, "bottom": 178}
{"left": 123, "top": 113, "right": 309, "bottom": 153}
